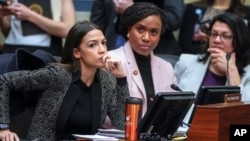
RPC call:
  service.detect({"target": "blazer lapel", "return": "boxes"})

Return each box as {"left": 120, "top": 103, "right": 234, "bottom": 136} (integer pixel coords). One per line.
{"left": 187, "top": 58, "right": 210, "bottom": 94}
{"left": 91, "top": 83, "right": 102, "bottom": 133}
{"left": 55, "top": 84, "right": 80, "bottom": 140}
{"left": 124, "top": 43, "right": 146, "bottom": 96}
{"left": 151, "top": 54, "right": 163, "bottom": 92}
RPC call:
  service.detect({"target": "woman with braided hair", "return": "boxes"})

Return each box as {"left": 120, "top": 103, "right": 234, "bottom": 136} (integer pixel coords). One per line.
{"left": 109, "top": 2, "right": 177, "bottom": 117}
{"left": 90, "top": 0, "right": 184, "bottom": 54}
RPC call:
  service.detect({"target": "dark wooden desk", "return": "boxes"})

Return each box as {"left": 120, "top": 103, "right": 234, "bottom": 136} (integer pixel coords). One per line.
{"left": 187, "top": 101, "right": 250, "bottom": 141}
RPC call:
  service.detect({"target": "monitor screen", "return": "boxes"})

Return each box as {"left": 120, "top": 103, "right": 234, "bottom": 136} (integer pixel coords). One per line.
{"left": 195, "top": 86, "right": 241, "bottom": 105}
{"left": 188, "top": 85, "right": 241, "bottom": 124}
{"left": 137, "top": 92, "right": 195, "bottom": 139}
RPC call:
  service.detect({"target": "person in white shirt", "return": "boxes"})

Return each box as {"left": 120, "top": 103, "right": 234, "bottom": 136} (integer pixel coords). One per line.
{"left": 0, "top": 0, "right": 75, "bottom": 56}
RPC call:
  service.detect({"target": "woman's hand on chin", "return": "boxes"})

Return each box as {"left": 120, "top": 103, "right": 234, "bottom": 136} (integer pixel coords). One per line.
{"left": 102, "top": 54, "right": 126, "bottom": 78}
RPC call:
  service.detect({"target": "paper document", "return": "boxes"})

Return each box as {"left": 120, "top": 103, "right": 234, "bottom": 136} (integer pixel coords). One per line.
{"left": 97, "top": 129, "right": 125, "bottom": 138}
{"left": 72, "top": 134, "right": 118, "bottom": 141}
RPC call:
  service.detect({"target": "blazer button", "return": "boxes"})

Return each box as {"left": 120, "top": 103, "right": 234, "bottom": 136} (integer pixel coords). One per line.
{"left": 133, "top": 70, "right": 138, "bottom": 75}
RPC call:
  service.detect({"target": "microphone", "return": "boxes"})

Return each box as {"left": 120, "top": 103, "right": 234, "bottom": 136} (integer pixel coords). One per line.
{"left": 226, "top": 53, "right": 231, "bottom": 61}
{"left": 226, "top": 53, "right": 231, "bottom": 86}
{"left": 171, "top": 84, "right": 183, "bottom": 92}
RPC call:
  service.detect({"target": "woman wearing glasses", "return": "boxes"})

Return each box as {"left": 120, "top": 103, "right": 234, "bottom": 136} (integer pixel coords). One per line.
{"left": 174, "top": 12, "right": 250, "bottom": 123}
{"left": 178, "top": 0, "right": 250, "bottom": 54}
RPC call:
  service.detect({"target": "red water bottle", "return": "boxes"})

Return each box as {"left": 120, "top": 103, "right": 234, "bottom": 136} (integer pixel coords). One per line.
{"left": 125, "top": 97, "right": 143, "bottom": 141}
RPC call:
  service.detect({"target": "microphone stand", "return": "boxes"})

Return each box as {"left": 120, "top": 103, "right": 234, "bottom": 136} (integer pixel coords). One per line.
{"left": 226, "top": 53, "right": 231, "bottom": 86}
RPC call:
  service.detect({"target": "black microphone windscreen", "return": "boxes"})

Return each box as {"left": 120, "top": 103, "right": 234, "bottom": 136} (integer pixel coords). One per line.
{"left": 226, "top": 53, "right": 231, "bottom": 61}
{"left": 171, "top": 84, "right": 183, "bottom": 92}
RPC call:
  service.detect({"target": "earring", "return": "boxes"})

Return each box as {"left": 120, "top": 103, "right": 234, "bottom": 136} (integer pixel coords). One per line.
{"left": 127, "top": 33, "right": 130, "bottom": 38}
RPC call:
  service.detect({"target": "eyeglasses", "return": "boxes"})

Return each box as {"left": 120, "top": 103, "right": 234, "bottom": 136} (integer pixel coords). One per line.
{"left": 209, "top": 32, "right": 233, "bottom": 42}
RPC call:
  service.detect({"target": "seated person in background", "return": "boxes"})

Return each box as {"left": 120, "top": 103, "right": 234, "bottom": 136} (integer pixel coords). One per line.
{"left": 109, "top": 2, "right": 177, "bottom": 117}
{"left": 90, "top": 0, "right": 184, "bottom": 55}
{"left": 0, "top": 21, "right": 128, "bottom": 141}
{"left": 174, "top": 12, "right": 250, "bottom": 124}
{"left": 0, "top": 0, "right": 75, "bottom": 56}
{"left": 179, "top": 0, "right": 250, "bottom": 54}
{"left": 90, "top": 0, "right": 132, "bottom": 50}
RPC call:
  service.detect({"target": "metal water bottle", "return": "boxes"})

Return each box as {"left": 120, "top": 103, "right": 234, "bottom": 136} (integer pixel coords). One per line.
{"left": 125, "top": 97, "right": 143, "bottom": 141}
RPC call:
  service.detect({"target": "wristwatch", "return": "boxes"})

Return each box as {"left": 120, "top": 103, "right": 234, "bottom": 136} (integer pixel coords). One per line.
{"left": 0, "top": 123, "right": 9, "bottom": 130}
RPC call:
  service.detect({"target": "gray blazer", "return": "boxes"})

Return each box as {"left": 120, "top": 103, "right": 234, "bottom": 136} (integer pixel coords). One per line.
{"left": 174, "top": 54, "right": 250, "bottom": 101}
{"left": 0, "top": 64, "right": 128, "bottom": 141}
{"left": 174, "top": 54, "right": 250, "bottom": 123}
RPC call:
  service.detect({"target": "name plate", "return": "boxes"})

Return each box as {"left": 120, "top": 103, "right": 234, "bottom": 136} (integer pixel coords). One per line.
{"left": 224, "top": 93, "right": 241, "bottom": 103}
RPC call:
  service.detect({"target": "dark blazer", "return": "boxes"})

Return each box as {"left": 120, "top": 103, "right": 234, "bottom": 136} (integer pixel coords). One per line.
{"left": 90, "top": 0, "right": 117, "bottom": 51}
{"left": 90, "top": 0, "right": 184, "bottom": 55}
{"left": 179, "top": 4, "right": 250, "bottom": 54}
{"left": 0, "top": 64, "right": 128, "bottom": 141}
{"left": 178, "top": 4, "right": 206, "bottom": 54}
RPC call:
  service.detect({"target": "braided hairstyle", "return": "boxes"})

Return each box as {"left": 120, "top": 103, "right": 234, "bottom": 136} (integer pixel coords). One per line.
{"left": 119, "top": 2, "right": 167, "bottom": 40}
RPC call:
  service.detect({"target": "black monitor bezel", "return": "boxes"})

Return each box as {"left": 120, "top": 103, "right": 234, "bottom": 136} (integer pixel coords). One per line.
{"left": 188, "top": 85, "right": 241, "bottom": 124}
{"left": 195, "top": 85, "right": 241, "bottom": 105}
{"left": 137, "top": 92, "right": 195, "bottom": 138}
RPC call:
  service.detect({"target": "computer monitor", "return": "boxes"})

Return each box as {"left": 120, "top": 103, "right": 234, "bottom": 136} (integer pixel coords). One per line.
{"left": 137, "top": 92, "right": 195, "bottom": 140}
{"left": 188, "top": 85, "right": 241, "bottom": 124}
{"left": 195, "top": 86, "right": 241, "bottom": 105}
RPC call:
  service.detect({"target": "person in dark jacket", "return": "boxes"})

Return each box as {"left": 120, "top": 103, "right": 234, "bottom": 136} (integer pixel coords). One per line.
{"left": 0, "top": 21, "right": 129, "bottom": 141}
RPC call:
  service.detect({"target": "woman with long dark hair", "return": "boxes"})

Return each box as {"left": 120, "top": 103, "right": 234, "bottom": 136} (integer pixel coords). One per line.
{"left": 175, "top": 12, "right": 250, "bottom": 123}
{"left": 0, "top": 21, "right": 128, "bottom": 141}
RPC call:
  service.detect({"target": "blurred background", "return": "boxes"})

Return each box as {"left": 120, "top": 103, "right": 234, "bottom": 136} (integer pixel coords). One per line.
{"left": 0, "top": 0, "right": 249, "bottom": 46}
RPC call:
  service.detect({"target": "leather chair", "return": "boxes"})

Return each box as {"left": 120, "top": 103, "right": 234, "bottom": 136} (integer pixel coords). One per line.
{"left": 4, "top": 49, "right": 57, "bottom": 139}
{"left": 155, "top": 54, "right": 179, "bottom": 67}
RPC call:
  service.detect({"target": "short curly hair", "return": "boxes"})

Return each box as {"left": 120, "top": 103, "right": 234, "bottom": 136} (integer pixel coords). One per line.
{"left": 119, "top": 2, "right": 167, "bottom": 40}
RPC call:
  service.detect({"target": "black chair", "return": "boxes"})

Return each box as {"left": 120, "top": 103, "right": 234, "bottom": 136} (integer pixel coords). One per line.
{"left": 6, "top": 49, "right": 57, "bottom": 139}
{"left": 10, "top": 107, "right": 35, "bottom": 138}
{"left": 155, "top": 54, "right": 179, "bottom": 67}
{"left": 9, "top": 90, "right": 40, "bottom": 138}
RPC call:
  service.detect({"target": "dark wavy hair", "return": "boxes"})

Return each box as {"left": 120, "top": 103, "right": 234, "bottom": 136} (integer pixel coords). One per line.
{"left": 60, "top": 21, "right": 101, "bottom": 72}
{"left": 119, "top": 2, "right": 167, "bottom": 40}
{"left": 199, "top": 12, "right": 250, "bottom": 76}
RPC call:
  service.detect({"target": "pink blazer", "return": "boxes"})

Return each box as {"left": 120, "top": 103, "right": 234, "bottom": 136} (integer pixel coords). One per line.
{"left": 109, "top": 42, "right": 177, "bottom": 116}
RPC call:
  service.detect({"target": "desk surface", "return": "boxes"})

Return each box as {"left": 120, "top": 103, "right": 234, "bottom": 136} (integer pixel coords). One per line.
{"left": 75, "top": 137, "right": 187, "bottom": 141}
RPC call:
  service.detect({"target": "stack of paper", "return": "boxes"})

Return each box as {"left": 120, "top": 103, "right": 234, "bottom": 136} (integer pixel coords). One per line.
{"left": 96, "top": 129, "right": 125, "bottom": 139}
{"left": 72, "top": 134, "right": 118, "bottom": 141}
